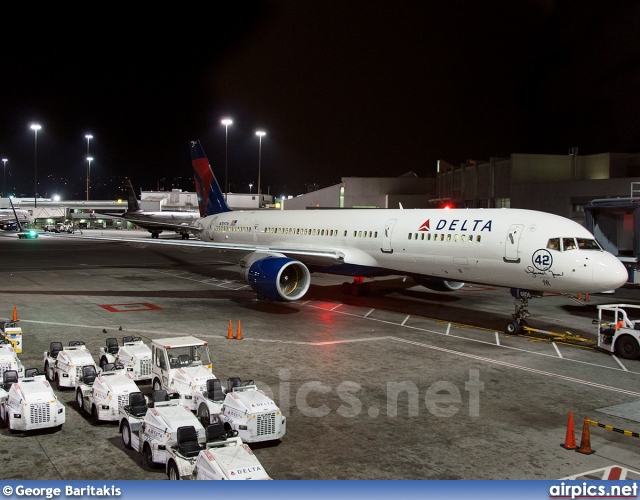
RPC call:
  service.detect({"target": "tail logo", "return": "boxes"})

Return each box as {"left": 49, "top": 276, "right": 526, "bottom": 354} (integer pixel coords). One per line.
{"left": 418, "top": 220, "right": 430, "bottom": 231}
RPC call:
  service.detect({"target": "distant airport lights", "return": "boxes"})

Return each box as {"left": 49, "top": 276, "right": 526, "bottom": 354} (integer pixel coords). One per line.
{"left": 30, "top": 124, "right": 42, "bottom": 208}
{"left": 256, "top": 130, "right": 266, "bottom": 200}
{"left": 221, "top": 118, "right": 232, "bottom": 201}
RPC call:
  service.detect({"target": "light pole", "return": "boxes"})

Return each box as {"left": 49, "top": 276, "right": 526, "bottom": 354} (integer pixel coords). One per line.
{"left": 221, "top": 118, "right": 232, "bottom": 201}
{"left": 86, "top": 157, "right": 93, "bottom": 201}
{"left": 249, "top": 183, "right": 253, "bottom": 194}
{"left": 85, "top": 134, "right": 93, "bottom": 200}
{"left": 30, "top": 124, "right": 41, "bottom": 208}
{"left": 255, "top": 130, "right": 266, "bottom": 204}
{"left": 2, "top": 158, "right": 7, "bottom": 198}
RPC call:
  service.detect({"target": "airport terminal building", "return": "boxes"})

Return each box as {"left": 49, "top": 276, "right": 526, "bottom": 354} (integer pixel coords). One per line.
{"left": 282, "top": 150, "right": 640, "bottom": 224}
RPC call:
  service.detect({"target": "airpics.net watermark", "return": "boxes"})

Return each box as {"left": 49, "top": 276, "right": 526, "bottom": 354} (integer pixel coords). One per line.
{"left": 253, "top": 368, "right": 484, "bottom": 418}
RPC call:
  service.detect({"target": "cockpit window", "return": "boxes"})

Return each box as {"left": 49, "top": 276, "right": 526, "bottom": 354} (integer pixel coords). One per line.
{"left": 547, "top": 238, "right": 560, "bottom": 251}
{"left": 577, "top": 238, "right": 601, "bottom": 250}
{"left": 562, "top": 238, "right": 577, "bottom": 251}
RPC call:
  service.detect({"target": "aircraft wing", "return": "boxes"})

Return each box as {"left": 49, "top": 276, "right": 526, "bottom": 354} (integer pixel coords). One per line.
{"left": 72, "top": 234, "right": 346, "bottom": 267}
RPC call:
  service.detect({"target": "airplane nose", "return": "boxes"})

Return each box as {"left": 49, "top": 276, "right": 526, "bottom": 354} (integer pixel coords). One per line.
{"left": 593, "top": 253, "right": 628, "bottom": 291}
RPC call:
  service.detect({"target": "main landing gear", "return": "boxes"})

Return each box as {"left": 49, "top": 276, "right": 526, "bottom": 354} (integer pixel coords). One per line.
{"left": 505, "top": 288, "right": 533, "bottom": 334}
{"left": 341, "top": 276, "right": 371, "bottom": 296}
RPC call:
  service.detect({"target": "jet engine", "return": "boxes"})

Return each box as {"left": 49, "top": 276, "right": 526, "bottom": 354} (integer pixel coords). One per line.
{"left": 241, "top": 256, "right": 311, "bottom": 301}
{"left": 414, "top": 277, "right": 464, "bottom": 292}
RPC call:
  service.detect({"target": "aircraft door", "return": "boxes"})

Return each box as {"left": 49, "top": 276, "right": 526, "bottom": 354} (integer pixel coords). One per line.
{"left": 382, "top": 219, "right": 396, "bottom": 254}
{"left": 504, "top": 224, "right": 524, "bottom": 263}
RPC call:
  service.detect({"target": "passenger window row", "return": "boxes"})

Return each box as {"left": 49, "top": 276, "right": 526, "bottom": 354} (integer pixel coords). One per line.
{"left": 215, "top": 225, "right": 380, "bottom": 238}
{"left": 408, "top": 232, "right": 482, "bottom": 243}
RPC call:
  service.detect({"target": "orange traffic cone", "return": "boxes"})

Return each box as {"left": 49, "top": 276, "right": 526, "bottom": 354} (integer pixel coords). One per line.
{"left": 12, "top": 305, "right": 18, "bottom": 322}
{"left": 585, "top": 293, "right": 590, "bottom": 302}
{"left": 576, "top": 416, "right": 595, "bottom": 455}
{"left": 227, "top": 320, "right": 234, "bottom": 339}
{"left": 561, "top": 412, "right": 577, "bottom": 450}
{"left": 577, "top": 293, "right": 582, "bottom": 300}
{"left": 236, "top": 320, "right": 243, "bottom": 340}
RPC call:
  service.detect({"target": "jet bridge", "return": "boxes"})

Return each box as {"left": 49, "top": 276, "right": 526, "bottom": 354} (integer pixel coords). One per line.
{"left": 584, "top": 195, "right": 640, "bottom": 285}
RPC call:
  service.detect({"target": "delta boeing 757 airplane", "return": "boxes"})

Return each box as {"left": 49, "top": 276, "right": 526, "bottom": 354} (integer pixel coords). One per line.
{"left": 81, "top": 140, "right": 629, "bottom": 333}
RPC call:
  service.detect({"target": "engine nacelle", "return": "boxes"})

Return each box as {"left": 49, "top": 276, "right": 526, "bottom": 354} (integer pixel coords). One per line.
{"left": 414, "top": 277, "right": 464, "bottom": 292}
{"left": 241, "top": 257, "right": 311, "bottom": 301}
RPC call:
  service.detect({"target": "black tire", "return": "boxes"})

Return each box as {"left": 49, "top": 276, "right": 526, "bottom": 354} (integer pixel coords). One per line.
{"left": 122, "top": 421, "right": 133, "bottom": 449}
{"left": 76, "top": 389, "right": 84, "bottom": 411}
{"left": 167, "top": 461, "right": 181, "bottom": 480}
{"left": 341, "top": 282, "right": 352, "bottom": 295}
{"left": 45, "top": 362, "right": 51, "bottom": 382}
{"left": 91, "top": 405, "right": 100, "bottom": 423}
{"left": 198, "top": 404, "right": 210, "bottom": 426}
{"left": 56, "top": 373, "right": 64, "bottom": 391}
{"left": 100, "top": 357, "right": 108, "bottom": 368}
{"left": 505, "top": 321, "right": 521, "bottom": 335}
{"left": 153, "top": 379, "right": 162, "bottom": 392}
{"left": 615, "top": 335, "right": 640, "bottom": 360}
{"left": 144, "top": 444, "right": 159, "bottom": 469}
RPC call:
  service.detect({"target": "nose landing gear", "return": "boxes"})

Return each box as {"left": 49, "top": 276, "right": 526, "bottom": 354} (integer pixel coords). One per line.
{"left": 506, "top": 289, "right": 533, "bottom": 334}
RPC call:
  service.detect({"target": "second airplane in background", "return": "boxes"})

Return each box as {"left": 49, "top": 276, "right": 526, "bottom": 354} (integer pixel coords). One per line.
{"left": 105, "top": 179, "right": 202, "bottom": 239}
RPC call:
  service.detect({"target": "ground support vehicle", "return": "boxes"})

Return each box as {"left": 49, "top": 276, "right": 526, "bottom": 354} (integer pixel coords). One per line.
{"left": 1, "top": 320, "right": 23, "bottom": 353}
{"left": 150, "top": 336, "right": 215, "bottom": 411}
{"left": 119, "top": 390, "right": 206, "bottom": 469}
{"left": 44, "top": 341, "right": 98, "bottom": 389}
{"left": 76, "top": 365, "right": 140, "bottom": 422}
{"left": 596, "top": 304, "right": 640, "bottom": 359}
{"left": 98, "top": 336, "right": 152, "bottom": 383}
{"left": 0, "top": 340, "right": 24, "bottom": 379}
{"left": 166, "top": 422, "right": 271, "bottom": 480}
{"left": 0, "top": 370, "right": 65, "bottom": 433}
{"left": 195, "top": 377, "right": 286, "bottom": 443}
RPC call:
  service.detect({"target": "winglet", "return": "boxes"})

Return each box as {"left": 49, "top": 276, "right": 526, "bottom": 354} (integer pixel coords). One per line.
{"left": 190, "top": 140, "right": 232, "bottom": 215}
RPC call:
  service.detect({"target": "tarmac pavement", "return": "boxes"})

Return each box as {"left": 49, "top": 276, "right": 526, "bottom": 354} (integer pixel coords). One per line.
{"left": 0, "top": 229, "right": 639, "bottom": 480}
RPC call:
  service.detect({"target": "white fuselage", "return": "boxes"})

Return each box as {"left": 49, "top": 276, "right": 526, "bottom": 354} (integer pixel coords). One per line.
{"left": 191, "top": 207, "right": 627, "bottom": 294}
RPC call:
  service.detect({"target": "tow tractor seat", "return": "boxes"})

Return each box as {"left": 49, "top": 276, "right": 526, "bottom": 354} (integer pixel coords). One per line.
{"left": 25, "top": 368, "right": 40, "bottom": 377}
{"left": 3, "top": 370, "right": 18, "bottom": 391}
{"left": 82, "top": 365, "right": 98, "bottom": 385}
{"left": 49, "top": 342, "right": 63, "bottom": 359}
{"left": 122, "top": 336, "right": 134, "bottom": 344}
{"left": 204, "top": 378, "right": 224, "bottom": 402}
{"left": 176, "top": 426, "right": 202, "bottom": 457}
{"left": 205, "top": 422, "right": 227, "bottom": 443}
{"left": 106, "top": 338, "right": 119, "bottom": 355}
{"left": 227, "top": 377, "right": 241, "bottom": 392}
{"left": 127, "top": 392, "right": 147, "bottom": 417}
{"left": 151, "top": 390, "right": 168, "bottom": 407}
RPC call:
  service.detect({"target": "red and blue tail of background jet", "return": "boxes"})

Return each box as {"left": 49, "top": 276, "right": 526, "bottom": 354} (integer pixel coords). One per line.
{"left": 190, "top": 140, "right": 232, "bottom": 216}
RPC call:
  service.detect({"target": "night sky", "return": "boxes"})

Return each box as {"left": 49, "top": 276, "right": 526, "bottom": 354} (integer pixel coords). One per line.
{"left": 1, "top": 1, "right": 639, "bottom": 201}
